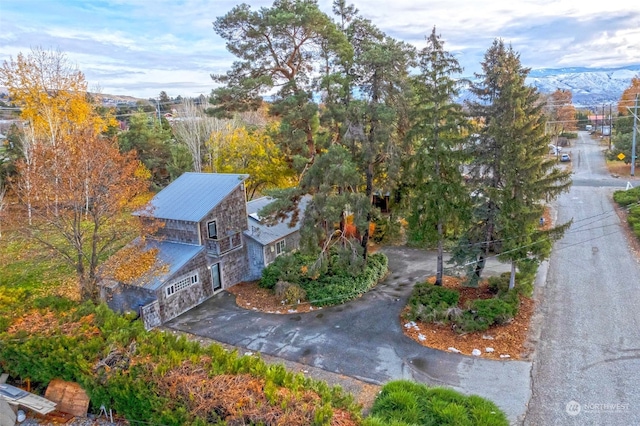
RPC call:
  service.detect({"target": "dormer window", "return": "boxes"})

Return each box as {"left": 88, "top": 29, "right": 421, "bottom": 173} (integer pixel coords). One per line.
{"left": 207, "top": 220, "right": 218, "bottom": 239}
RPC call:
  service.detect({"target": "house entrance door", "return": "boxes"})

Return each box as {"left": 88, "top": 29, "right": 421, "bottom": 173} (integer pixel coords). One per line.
{"left": 211, "top": 263, "right": 222, "bottom": 292}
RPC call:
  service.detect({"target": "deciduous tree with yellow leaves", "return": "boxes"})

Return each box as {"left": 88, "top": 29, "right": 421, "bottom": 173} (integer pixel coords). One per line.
{"left": 215, "top": 124, "right": 296, "bottom": 199}
{"left": 546, "top": 89, "right": 577, "bottom": 140}
{"left": 0, "top": 48, "right": 152, "bottom": 301}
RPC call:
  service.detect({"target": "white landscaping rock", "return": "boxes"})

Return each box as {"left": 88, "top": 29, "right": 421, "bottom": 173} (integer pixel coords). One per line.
{"left": 418, "top": 333, "right": 426, "bottom": 341}
{"left": 485, "top": 347, "right": 495, "bottom": 353}
{"left": 482, "top": 334, "right": 495, "bottom": 340}
{"left": 448, "top": 347, "right": 461, "bottom": 353}
{"left": 500, "top": 354, "right": 511, "bottom": 359}
{"left": 472, "top": 349, "right": 482, "bottom": 356}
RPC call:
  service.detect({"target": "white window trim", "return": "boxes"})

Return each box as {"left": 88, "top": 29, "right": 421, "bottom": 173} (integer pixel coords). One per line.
{"left": 275, "top": 239, "right": 286, "bottom": 256}
{"left": 165, "top": 273, "right": 199, "bottom": 297}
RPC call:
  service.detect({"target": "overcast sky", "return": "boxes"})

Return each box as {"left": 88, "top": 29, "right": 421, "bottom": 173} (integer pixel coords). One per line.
{"left": 1, "top": 0, "right": 639, "bottom": 99}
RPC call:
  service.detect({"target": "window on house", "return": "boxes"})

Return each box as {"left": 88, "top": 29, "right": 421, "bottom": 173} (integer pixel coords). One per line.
{"left": 207, "top": 220, "right": 218, "bottom": 239}
{"left": 275, "top": 239, "right": 286, "bottom": 256}
{"left": 165, "top": 273, "right": 199, "bottom": 297}
{"left": 166, "top": 285, "right": 175, "bottom": 297}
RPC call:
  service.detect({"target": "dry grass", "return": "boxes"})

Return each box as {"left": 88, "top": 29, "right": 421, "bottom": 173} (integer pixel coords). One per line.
{"left": 156, "top": 361, "right": 359, "bottom": 426}
{"left": 607, "top": 160, "right": 634, "bottom": 178}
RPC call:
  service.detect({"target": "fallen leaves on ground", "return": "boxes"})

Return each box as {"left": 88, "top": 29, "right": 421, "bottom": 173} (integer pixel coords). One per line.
{"left": 402, "top": 276, "right": 535, "bottom": 360}
{"left": 7, "top": 310, "right": 99, "bottom": 337}
{"left": 227, "top": 281, "right": 316, "bottom": 314}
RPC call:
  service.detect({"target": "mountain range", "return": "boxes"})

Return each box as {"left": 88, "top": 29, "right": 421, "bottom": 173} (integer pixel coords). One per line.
{"left": 2, "top": 65, "right": 639, "bottom": 112}
{"left": 524, "top": 65, "right": 640, "bottom": 109}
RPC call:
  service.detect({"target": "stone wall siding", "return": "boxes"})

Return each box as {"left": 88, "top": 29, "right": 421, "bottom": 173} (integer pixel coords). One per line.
{"left": 200, "top": 185, "right": 248, "bottom": 251}
{"left": 157, "top": 252, "right": 212, "bottom": 323}
{"left": 264, "top": 232, "right": 301, "bottom": 265}
{"left": 154, "top": 219, "right": 199, "bottom": 244}
{"left": 220, "top": 245, "right": 249, "bottom": 288}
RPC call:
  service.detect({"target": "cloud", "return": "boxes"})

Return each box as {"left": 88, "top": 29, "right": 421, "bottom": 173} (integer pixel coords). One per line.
{"left": 1, "top": 0, "right": 639, "bottom": 98}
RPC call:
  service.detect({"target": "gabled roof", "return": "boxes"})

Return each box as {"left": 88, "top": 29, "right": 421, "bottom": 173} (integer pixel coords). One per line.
{"left": 244, "top": 195, "right": 311, "bottom": 246}
{"left": 139, "top": 172, "right": 248, "bottom": 222}
{"left": 133, "top": 239, "right": 204, "bottom": 291}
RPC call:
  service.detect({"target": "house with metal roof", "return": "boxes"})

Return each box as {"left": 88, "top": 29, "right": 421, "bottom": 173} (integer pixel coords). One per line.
{"left": 100, "top": 172, "right": 308, "bottom": 329}
{"left": 244, "top": 195, "right": 311, "bottom": 281}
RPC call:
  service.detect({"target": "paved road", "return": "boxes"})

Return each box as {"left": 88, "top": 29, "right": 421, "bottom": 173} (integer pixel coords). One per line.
{"left": 166, "top": 248, "right": 532, "bottom": 423}
{"left": 525, "top": 133, "right": 640, "bottom": 425}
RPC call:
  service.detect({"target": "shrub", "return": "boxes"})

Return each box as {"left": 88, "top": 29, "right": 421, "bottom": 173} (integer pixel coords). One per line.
{"left": 489, "top": 270, "right": 534, "bottom": 297}
{"left": 454, "top": 298, "right": 517, "bottom": 333}
{"left": 301, "top": 253, "right": 388, "bottom": 307}
{"left": 259, "top": 252, "right": 318, "bottom": 289}
{"left": 365, "top": 380, "right": 508, "bottom": 426}
{"left": 275, "top": 281, "right": 308, "bottom": 305}
{"left": 487, "top": 274, "right": 509, "bottom": 294}
{"left": 1, "top": 301, "right": 362, "bottom": 425}
{"left": 260, "top": 262, "right": 282, "bottom": 290}
{"left": 410, "top": 283, "right": 459, "bottom": 310}
{"left": 406, "top": 283, "right": 461, "bottom": 323}
{"left": 613, "top": 187, "right": 640, "bottom": 207}
{"left": 0, "top": 317, "right": 10, "bottom": 333}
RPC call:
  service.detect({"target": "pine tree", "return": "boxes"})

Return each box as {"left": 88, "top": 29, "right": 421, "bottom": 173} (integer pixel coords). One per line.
{"left": 405, "top": 27, "right": 471, "bottom": 286}
{"left": 340, "top": 17, "right": 414, "bottom": 259}
{"left": 210, "top": 0, "right": 351, "bottom": 170}
{"left": 456, "top": 39, "right": 572, "bottom": 288}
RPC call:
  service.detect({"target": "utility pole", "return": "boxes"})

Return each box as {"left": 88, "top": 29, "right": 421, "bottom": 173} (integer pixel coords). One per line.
{"left": 631, "top": 95, "right": 639, "bottom": 176}
{"left": 602, "top": 104, "right": 605, "bottom": 136}
{"left": 609, "top": 104, "right": 612, "bottom": 150}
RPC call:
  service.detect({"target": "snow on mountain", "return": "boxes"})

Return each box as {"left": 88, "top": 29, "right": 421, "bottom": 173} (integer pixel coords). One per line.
{"left": 459, "top": 65, "right": 640, "bottom": 110}
{"left": 526, "top": 65, "right": 640, "bottom": 108}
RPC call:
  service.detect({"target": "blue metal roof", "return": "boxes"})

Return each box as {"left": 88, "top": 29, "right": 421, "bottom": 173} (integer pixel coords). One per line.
{"left": 134, "top": 239, "right": 205, "bottom": 291}
{"left": 244, "top": 195, "right": 310, "bottom": 245}
{"left": 141, "top": 172, "right": 248, "bottom": 222}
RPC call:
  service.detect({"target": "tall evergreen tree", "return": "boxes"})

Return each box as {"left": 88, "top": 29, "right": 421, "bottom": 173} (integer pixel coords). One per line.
{"left": 405, "top": 27, "right": 471, "bottom": 286}
{"left": 456, "top": 39, "right": 572, "bottom": 288}
{"left": 210, "top": 0, "right": 351, "bottom": 172}
{"left": 341, "top": 17, "right": 414, "bottom": 259}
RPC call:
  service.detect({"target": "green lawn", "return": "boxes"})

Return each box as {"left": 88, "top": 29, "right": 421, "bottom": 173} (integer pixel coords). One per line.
{"left": 0, "top": 229, "right": 76, "bottom": 323}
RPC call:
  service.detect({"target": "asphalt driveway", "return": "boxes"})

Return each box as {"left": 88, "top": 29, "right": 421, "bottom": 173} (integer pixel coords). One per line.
{"left": 166, "top": 246, "right": 533, "bottom": 424}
